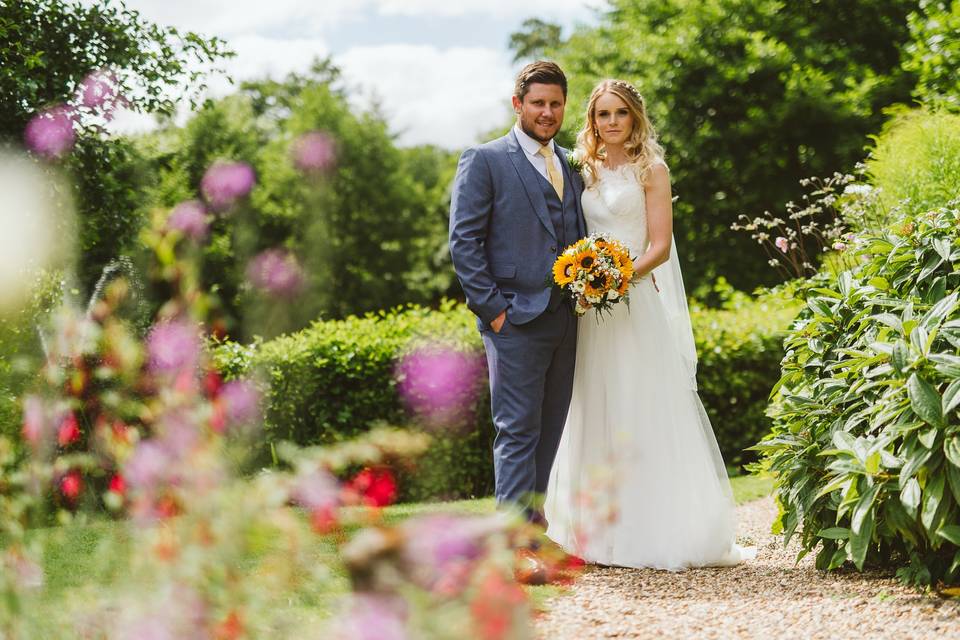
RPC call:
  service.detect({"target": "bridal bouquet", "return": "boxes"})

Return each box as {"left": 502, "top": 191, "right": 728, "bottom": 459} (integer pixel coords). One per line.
{"left": 552, "top": 233, "right": 635, "bottom": 316}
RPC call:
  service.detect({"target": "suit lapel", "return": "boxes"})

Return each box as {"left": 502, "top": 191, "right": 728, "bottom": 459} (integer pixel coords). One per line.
{"left": 556, "top": 145, "right": 588, "bottom": 238}
{"left": 506, "top": 131, "right": 557, "bottom": 241}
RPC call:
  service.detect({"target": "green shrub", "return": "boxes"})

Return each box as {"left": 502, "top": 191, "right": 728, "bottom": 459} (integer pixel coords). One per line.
{"left": 755, "top": 203, "right": 960, "bottom": 587}
{"left": 214, "top": 293, "right": 793, "bottom": 499}
{"left": 868, "top": 110, "right": 960, "bottom": 217}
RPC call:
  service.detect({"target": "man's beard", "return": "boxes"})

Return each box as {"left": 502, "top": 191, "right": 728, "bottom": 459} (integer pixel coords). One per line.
{"left": 520, "top": 118, "right": 558, "bottom": 144}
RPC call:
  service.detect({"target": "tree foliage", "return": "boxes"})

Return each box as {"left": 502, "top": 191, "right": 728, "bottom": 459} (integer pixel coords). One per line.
{"left": 516, "top": 0, "right": 920, "bottom": 291}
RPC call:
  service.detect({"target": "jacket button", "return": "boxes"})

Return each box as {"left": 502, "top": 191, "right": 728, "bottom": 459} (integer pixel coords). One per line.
{"left": 550, "top": 246, "right": 557, "bottom": 252}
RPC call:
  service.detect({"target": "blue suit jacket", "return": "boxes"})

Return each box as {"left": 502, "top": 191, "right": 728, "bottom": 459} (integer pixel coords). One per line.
{"left": 449, "top": 130, "right": 587, "bottom": 328}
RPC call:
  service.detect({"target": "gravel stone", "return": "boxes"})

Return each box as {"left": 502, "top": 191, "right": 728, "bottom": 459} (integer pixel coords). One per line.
{"left": 534, "top": 497, "right": 960, "bottom": 639}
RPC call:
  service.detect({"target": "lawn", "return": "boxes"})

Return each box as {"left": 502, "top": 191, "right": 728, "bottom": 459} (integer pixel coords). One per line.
{"left": 22, "top": 475, "right": 773, "bottom": 633}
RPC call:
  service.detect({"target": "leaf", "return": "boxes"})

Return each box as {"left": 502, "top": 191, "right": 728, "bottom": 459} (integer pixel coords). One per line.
{"left": 947, "top": 463, "right": 960, "bottom": 504}
{"left": 900, "top": 446, "right": 932, "bottom": 488}
{"left": 901, "top": 477, "right": 921, "bottom": 515}
{"left": 910, "top": 326, "right": 930, "bottom": 355}
{"left": 918, "top": 426, "right": 939, "bottom": 449}
{"left": 933, "top": 237, "right": 952, "bottom": 261}
{"left": 946, "top": 438, "right": 960, "bottom": 468}
{"left": 938, "top": 525, "right": 960, "bottom": 546}
{"left": 868, "top": 277, "right": 890, "bottom": 291}
{"left": 852, "top": 482, "right": 880, "bottom": 534}
{"left": 851, "top": 508, "right": 874, "bottom": 570}
{"left": 918, "top": 253, "right": 944, "bottom": 280}
{"left": 908, "top": 373, "right": 944, "bottom": 427}
{"left": 865, "top": 451, "right": 881, "bottom": 474}
{"left": 943, "top": 379, "right": 960, "bottom": 415}
{"left": 817, "top": 527, "right": 850, "bottom": 540}
{"left": 922, "top": 292, "right": 959, "bottom": 331}
{"left": 921, "top": 473, "right": 946, "bottom": 532}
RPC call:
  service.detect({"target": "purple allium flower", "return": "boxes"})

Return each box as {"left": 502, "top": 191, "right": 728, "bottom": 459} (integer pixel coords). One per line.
{"left": 220, "top": 379, "right": 260, "bottom": 426}
{"left": 168, "top": 200, "right": 209, "bottom": 240}
{"left": 200, "top": 161, "right": 256, "bottom": 210}
{"left": 146, "top": 319, "right": 201, "bottom": 375}
{"left": 124, "top": 441, "right": 170, "bottom": 490}
{"left": 79, "top": 70, "right": 118, "bottom": 110}
{"left": 336, "top": 594, "right": 408, "bottom": 640}
{"left": 246, "top": 249, "right": 305, "bottom": 298}
{"left": 23, "top": 106, "right": 75, "bottom": 159}
{"left": 395, "top": 347, "right": 485, "bottom": 427}
{"left": 292, "top": 131, "right": 336, "bottom": 173}
{"left": 774, "top": 236, "right": 789, "bottom": 253}
{"left": 291, "top": 469, "right": 340, "bottom": 512}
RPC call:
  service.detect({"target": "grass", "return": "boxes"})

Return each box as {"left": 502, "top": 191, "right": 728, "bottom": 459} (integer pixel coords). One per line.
{"left": 22, "top": 474, "right": 773, "bottom": 632}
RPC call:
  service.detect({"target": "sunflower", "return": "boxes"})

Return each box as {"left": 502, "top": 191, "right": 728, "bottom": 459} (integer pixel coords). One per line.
{"left": 585, "top": 272, "right": 611, "bottom": 298}
{"left": 573, "top": 248, "right": 598, "bottom": 273}
{"left": 552, "top": 254, "right": 577, "bottom": 286}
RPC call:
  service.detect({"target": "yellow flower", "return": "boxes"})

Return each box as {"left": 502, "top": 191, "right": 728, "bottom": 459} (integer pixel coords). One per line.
{"left": 552, "top": 254, "right": 577, "bottom": 286}
{"left": 585, "top": 272, "right": 611, "bottom": 298}
{"left": 573, "top": 248, "right": 598, "bottom": 273}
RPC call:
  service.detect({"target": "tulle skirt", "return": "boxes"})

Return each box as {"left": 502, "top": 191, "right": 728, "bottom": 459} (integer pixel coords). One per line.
{"left": 545, "top": 278, "right": 754, "bottom": 570}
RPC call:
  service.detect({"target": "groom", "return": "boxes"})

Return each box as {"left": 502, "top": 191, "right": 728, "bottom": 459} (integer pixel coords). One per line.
{"left": 449, "top": 61, "right": 586, "bottom": 536}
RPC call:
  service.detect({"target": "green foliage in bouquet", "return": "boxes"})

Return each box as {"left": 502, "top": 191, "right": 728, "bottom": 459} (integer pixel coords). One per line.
{"left": 755, "top": 202, "right": 960, "bottom": 587}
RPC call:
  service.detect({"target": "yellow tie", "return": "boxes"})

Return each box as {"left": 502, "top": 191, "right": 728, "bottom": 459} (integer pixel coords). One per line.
{"left": 538, "top": 145, "right": 564, "bottom": 199}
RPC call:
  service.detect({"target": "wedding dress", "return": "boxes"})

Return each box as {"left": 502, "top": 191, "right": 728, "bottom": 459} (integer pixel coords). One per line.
{"left": 544, "top": 163, "right": 754, "bottom": 570}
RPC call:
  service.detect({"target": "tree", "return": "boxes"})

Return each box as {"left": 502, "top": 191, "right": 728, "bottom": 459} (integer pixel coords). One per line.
{"left": 514, "top": 0, "right": 920, "bottom": 291}
{"left": 0, "top": 0, "right": 230, "bottom": 293}
{"left": 509, "top": 18, "right": 564, "bottom": 62}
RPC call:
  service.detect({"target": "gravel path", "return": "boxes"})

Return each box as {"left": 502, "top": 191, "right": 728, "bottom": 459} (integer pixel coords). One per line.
{"left": 534, "top": 497, "right": 960, "bottom": 639}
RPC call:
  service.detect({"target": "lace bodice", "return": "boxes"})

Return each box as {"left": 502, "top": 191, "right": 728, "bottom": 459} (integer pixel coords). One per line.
{"left": 581, "top": 165, "right": 649, "bottom": 254}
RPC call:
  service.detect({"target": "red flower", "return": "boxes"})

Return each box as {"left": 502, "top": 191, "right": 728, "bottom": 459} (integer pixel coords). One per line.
{"left": 204, "top": 370, "right": 224, "bottom": 397}
{"left": 108, "top": 474, "right": 126, "bottom": 496}
{"left": 310, "top": 505, "right": 338, "bottom": 534}
{"left": 57, "top": 413, "right": 81, "bottom": 446}
{"left": 60, "top": 470, "right": 83, "bottom": 500}
{"left": 470, "top": 570, "right": 527, "bottom": 640}
{"left": 214, "top": 610, "right": 245, "bottom": 640}
{"left": 348, "top": 467, "right": 398, "bottom": 508}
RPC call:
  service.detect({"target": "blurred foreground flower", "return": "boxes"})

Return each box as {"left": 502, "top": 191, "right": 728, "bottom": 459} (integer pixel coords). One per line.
{"left": 167, "top": 200, "right": 209, "bottom": 240}
{"left": 396, "top": 346, "right": 486, "bottom": 428}
{"left": 24, "top": 106, "right": 76, "bottom": 159}
{"left": 246, "top": 248, "right": 305, "bottom": 298}
{"left": 292, "top": 131, "right": 336, "bottom": 173}
{"left": 348, "top": 466, "right": 398, "bottom": 508}
{"left": 146, "top": 319, "right": 201, "bottom": 376}
{"left": 201, "top": 161, "right": 255, "bottom": 210}
{"left": 79, "top": 70, "right": 120, "bottom": 111}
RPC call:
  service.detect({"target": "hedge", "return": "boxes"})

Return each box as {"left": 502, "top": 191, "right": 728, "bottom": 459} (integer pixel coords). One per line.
{"left": 214, "top": 295, "right": 798, "bottom": 501}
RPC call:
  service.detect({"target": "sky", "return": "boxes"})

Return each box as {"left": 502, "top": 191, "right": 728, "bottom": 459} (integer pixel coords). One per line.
{"left": 102, "top": 0, "right": 605, "bottom": 149}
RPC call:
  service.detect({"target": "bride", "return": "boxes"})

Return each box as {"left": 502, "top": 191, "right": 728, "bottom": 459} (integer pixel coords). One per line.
{"left": 544, "top": 79, "right": 754, "bottom": 570}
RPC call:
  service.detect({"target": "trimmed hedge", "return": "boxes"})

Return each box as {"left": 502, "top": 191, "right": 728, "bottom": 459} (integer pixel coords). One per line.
{"left": 215, "top": 295, "right": 797, "bottom": 500}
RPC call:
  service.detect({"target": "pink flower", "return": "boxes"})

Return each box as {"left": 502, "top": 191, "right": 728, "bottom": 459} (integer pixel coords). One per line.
{"left": 832, "top": 241, "right": 847, "bottom": 251}
{"left": 246, "top": 249, "right": 305, "bottom": 298}
{"left": 291, "top": 468, "right": 340, "bottom": 512}
{"left": 168, "top": 200, "right": 209, "bottom": 240}
{"left": 124, "top": 441, "right": 171, "bottom": 490}
{"left": 291, "top": 131, "right": 336, "bottom": 173}
{"left": 146, "top": 320, "right": 201, "bottom": 376}
{"left": 220, "top": 379, "right": 261, "bottom": 427}
{"left": 774, "top": 236, "right": 789, "bottom": 253}
{"left": 79, "top": 70, "right": 118, "bottom": 110}
{"left": 336, "top": 594, "right": 408, "bottom": 640}
{"left": 401, "top": 515, "right": 486, "bottom": 590}
{"left": 201, "top": 161, "right": 255, "bottom": 210}
{"left": 57, "top": 412, "right": 81, "bottom": 446}
{"left": 395, "top": 347, "right": 485, "bottom": 427}
{"left": 60, "top": 470, "right": 83, "bottom": 501}
{"left": 109, "top": 474, "right": 126, "bottom": 496}
{"left": 21, "top": 395, "right": 53, "bottom": 448}
{"left": 7, "top": 551, "right": 44, "bottom": 590}
{"left": 24, "top": 106, "right": 75, "bottom": 159}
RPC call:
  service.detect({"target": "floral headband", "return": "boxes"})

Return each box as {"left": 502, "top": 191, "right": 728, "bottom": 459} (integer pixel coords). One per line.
{"left": 610, "top": 80, "right": 643, "bottom": 103}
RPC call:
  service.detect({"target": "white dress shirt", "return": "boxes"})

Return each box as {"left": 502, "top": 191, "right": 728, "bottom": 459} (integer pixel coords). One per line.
{"left": 513, "top": 124, "right": 564, "bottom": 183}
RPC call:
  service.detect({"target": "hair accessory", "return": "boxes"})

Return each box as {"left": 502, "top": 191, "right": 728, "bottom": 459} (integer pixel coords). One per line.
{"left": 612, "top": 80, "right": 643, "bottom": 103}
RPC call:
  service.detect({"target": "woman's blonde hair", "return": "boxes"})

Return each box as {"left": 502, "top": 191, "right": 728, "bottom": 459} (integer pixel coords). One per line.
{"left": 576, "top": 79, "right": 664, "bottom": 187}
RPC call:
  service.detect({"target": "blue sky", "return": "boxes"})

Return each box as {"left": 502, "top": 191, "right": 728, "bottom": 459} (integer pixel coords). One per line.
{"left": 103, "top": 0, "right": 605, "bottom": 148}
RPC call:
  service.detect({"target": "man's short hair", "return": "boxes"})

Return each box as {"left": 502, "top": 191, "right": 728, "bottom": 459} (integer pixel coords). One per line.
{"left": 514, "top": 61, "right": 568, "bottom": 101}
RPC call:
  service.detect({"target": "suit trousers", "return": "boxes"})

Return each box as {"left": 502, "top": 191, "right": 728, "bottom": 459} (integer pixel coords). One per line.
{"left": 480, "top": 303, "right": 577, "bottom": 515}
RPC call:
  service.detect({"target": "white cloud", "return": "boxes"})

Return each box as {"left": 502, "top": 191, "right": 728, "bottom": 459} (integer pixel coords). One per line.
{"left": 376, "top": 0, "right": 599, "bottom": 20}
{"left": 337, "top": 44, "right": 515, "bottom": 148}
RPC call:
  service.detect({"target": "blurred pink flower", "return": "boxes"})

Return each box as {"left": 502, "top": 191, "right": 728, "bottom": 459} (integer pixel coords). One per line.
{"left": 57, "top": 412, "right": 81, "bottom": 446}
{"left": 220, "top": 379, "right": 261, "bottom": 427}
{"left": 201, "top": 161, "right": 255, "bottom": 210}
{"left": 124, "top": 441, "right": 171, "bottom": 490}
{"left": 24, "top": 106, "right": 76, "bottom": 159}
{"left": 832, "top": 241, "right": 847, "bottom": 251}
{"left": 336, "top": 594, "right": 408, "bottom": 640}
{"left": 246, "top": 249, "right": 305, "bottom": 298}
{"left": 60, "top": 469, "right": 83, "bottom": 501}
{"left": 8, "top": 551, "right": 44, "bottom": 590}
{"left": 395, "top": 347, "right": 485, "bottom": 427}
{"left": 774, "top": 236, "right": 789, "bottom": 253}
{"left": 168, "top": 200, "right": 209, "bottom": 240}
{"left": 79, "top": 70, "right": 118, "bottom": 110}
{"left": 291, "top": 468, "right": 340, "bottom": 512}
{"left": 402, "top": 515, "right": 485, "bottom": 590}
{"left": 146, "top": 319, "right": 201, "bottom": 376}
{"left": 292, "top": 131, "right": 336, "bottom": 173}
{"left": 21, "top": 395, "right": 53, "bottom": 448}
